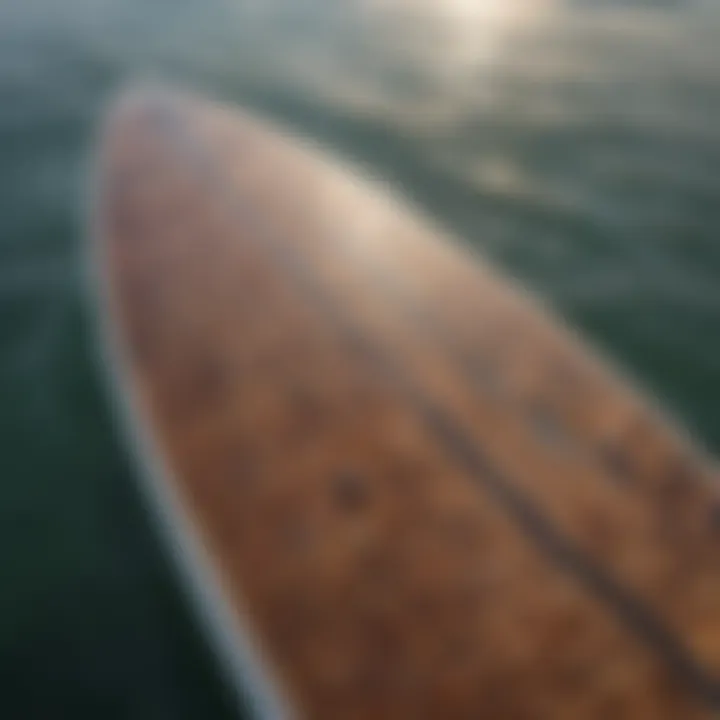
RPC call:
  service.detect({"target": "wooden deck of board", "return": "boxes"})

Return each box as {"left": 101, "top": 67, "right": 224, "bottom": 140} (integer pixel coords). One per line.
{"left": 98, "top": 88, "right": 720, "bottom": 719}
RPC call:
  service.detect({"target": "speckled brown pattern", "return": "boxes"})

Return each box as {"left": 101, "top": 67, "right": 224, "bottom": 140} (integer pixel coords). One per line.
{"left": 97, "top": 87, "right": 720, "bottom": 719}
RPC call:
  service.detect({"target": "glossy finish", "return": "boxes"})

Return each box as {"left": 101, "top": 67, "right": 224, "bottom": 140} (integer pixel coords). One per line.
{"left": 99, "top": 89, "right": 720, "bottom": 719}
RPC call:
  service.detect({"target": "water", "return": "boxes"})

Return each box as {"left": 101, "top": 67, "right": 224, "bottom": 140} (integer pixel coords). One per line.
{"left": 1, "top": 0, "right": 719, "bottom": 716}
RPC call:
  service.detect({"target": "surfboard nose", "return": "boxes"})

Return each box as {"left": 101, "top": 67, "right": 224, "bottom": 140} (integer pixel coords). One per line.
{"left": 100, "top": 85, "right": 184, "bottom": 177}
{"left": 108, "top": 84, "right": 184, "bottom": 132}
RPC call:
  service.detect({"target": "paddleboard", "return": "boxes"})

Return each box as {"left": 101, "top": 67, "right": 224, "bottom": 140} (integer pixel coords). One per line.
{"left": 94, "top": 86, "right": 720, "bottom": 719}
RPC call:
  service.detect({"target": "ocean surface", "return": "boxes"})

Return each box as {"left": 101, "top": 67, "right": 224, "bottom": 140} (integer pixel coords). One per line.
{"left": 1, "top": 0, "right": 719, "bottom": 716}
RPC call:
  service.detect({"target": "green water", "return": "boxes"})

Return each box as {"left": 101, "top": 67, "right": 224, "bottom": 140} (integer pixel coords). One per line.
{"left": 1, "top": 0, "right": 719, "bottom": 716}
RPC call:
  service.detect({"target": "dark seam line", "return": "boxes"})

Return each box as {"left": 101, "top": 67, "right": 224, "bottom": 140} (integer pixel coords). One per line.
{"left": 236, "top": 208, "right": 720, "bottom": 710}
{"left": 334, "top": 236, "right": 587, "bottom": 455}
{"left": 163, "top": 110, "right": 720, "bottom": 709}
